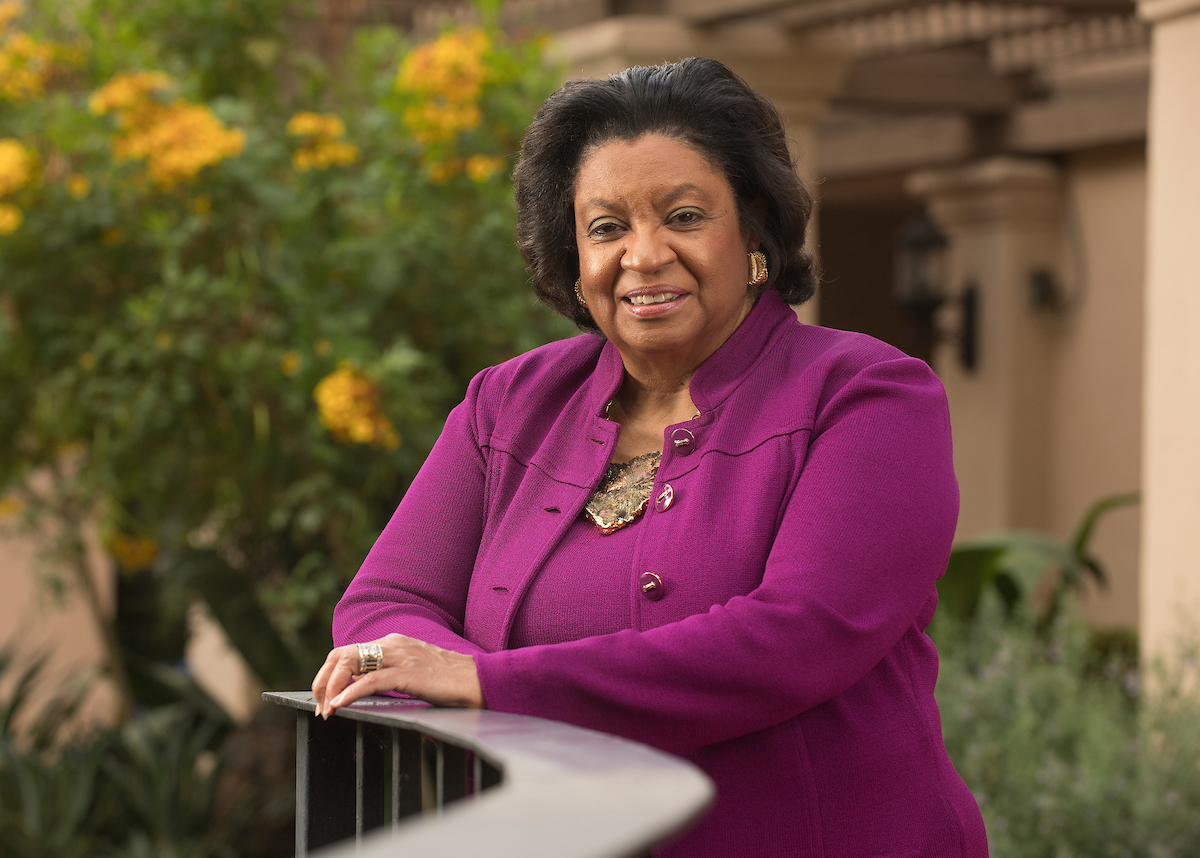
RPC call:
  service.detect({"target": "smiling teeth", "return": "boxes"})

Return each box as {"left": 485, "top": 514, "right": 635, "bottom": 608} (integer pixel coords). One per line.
{"left": 628, "top": 294, "right": 678, "bottom": 305}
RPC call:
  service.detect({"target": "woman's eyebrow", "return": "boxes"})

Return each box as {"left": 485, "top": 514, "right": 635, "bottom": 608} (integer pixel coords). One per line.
{"left": 659, "top": 183, "right": 707, "bottom": 207}
{"left": 579, "top": 196, "right": 618, "bottom": 213}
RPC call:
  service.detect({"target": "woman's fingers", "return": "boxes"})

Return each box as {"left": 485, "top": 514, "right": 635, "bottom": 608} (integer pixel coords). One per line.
{"left": 310, "top": 635, "right": 484, "bottom": 718}
{"left": 312, "top": 644, "right": 362, "bottom": 718}
{"left": 328, "top": 667, "right": 393, "bottom": 710}
{"left": 310, "top": 650, "right": 336, "bottom": 712}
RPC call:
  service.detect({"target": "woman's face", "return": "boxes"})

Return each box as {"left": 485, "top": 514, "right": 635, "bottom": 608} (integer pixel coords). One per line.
{"left": 573, "top": 134, "right": 757, "bottom": 375}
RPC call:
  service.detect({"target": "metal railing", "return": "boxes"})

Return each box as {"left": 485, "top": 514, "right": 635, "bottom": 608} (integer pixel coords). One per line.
{"left": 265, "top": 691, "right": 714, "bottom": 858}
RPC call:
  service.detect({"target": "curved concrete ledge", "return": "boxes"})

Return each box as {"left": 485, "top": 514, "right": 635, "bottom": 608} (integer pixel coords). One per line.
{"left": 266, "top": 691, "right": 715, "bottom": 858}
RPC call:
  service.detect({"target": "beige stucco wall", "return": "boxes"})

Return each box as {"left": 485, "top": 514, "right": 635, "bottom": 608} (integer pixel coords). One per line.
{"left": 0, "top": 517, "right": 120, "bottom": 733}
{"left": 186, "top": 602, "right": 263, "bottom": 723}
{"left": 1047, "top": 144, "right": 1146, "bottom": 629}
{"left": 911, "top": 150, "right": 1146, "bottom": 631}
{"left": 0, "top": 509, "right": 260, "bottom": 727}
{"left": 911, "top": 158, "right": 1063, "bottom": 537}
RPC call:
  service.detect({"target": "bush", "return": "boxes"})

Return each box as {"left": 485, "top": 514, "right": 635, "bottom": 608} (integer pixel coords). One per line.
{"left": 1, "top": 3, "right": 567, "bottom": 851}
{"left": 0, "top": 0, "right": 570, "bottom": 710}
{"left": 0, "top": 652, "right": 236, "bottom": 857}
{"left": 936, "top": 605, "right": 1200, "bottom": 858}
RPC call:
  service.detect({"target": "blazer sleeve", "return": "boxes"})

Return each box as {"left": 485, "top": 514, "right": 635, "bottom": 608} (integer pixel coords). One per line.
{"left": 474, "top": 356, "right": 958, "bottom": 754}
{"left": 331, "top": 372, "right": 490, "bottom": 657}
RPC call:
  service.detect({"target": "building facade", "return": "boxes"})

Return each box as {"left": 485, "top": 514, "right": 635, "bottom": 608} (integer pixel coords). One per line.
{"left": 498, "top": 0, "right": 1195, "bottom": 656}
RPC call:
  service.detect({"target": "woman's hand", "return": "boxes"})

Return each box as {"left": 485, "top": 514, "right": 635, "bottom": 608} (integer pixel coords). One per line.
{"left": 311, "top": 633, "right": 484, "bottom": 718}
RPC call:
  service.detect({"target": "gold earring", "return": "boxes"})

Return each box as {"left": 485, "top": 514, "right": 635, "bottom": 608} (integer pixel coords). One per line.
{"left": 574, "top": 278, "right": 587, "bottom": 307}
{"left": 748, "top": 251, "right": 768, "bottom": 287}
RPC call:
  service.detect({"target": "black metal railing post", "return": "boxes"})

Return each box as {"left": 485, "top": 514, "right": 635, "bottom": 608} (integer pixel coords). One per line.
{"left": 296, "top": 712, "right": 357, "bottom": 855}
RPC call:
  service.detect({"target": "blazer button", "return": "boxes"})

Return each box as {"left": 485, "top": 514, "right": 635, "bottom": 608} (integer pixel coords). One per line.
{"left": 669, "top": 428, "right": 696, "bottom": 455}
{"left": 638, "top": 571, "right": 664, "bottom": 601}
{"left": 655, "top": 484, "right": 674, "bottom": 513}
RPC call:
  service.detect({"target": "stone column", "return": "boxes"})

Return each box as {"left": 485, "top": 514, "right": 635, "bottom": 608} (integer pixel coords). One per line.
{"left": 551, "top": 17, "right": 851, "bottom": 324}
{"left": 906, "top": 158, "right": 1063, "bottom": 536}
{"left": 1137, "top": 0, "right": 1200, "bottom": 663}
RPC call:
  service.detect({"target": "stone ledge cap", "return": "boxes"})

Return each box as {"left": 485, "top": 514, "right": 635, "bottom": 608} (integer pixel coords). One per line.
{"left": 1139, "top": 0, "right": 1200, "bottom": 23}
{"left": 906, "top": 157, "right": 1060, "bottom": 199}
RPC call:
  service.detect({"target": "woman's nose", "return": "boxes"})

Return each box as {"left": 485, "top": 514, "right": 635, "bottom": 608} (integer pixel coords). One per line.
{"left": 621, "top": 226, "right": 675, "bottom": 274}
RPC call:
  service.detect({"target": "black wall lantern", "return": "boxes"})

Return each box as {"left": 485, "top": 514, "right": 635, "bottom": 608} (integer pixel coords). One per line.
{"left": 894, "top": 207, "right": 978, "bottom": 372}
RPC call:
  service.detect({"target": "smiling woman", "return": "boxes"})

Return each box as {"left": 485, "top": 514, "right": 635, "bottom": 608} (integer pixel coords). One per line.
{"left": 312, "top": 58, "right": 988, "bottom": 858}
{"left": 574, "top": 137, "right": 757, "bottom": 406}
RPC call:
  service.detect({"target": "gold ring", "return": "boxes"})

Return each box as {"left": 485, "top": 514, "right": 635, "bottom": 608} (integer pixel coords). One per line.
{"left": 357, "top": 642, "right": 383, "bottom": 673}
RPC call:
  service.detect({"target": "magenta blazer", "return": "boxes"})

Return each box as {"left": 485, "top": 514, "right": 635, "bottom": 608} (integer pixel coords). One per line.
{"left": 334, "top": 290, "right": 988, "bottom": 858}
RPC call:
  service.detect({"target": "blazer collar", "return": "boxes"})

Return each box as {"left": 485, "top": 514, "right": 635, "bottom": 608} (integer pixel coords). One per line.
{"left": 586, "top": 289, "right": 800, "bottom": 416}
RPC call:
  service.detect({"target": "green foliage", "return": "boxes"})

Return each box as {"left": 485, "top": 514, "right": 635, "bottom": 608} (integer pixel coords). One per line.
{"left": 935, "top": 493, "right": 1140, "bottom": 631}
{"left": 0, "top": 655, "right": 235, "bottom": 858}
{"left": 936, "top": 607, "right": 1200, "bottom": 858}
{"left": 933, "top": 494, "right": 1200, "bottom": 857}
{"left": 0, "top": 1, "right": 570, "bottom": 705}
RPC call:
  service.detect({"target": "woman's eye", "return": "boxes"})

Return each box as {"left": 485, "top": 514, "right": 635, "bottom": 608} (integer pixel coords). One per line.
{"left": 588, "top": 218, "right": 623, "bottom": 238}
{"left": 671, "top": 209, "right": 704, "bottom": 226}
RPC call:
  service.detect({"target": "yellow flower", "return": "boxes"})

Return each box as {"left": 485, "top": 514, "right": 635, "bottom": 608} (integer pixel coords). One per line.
{"left": 92, "top": 71, "right": 244, "bottom": 188}
{"left": 78, "top": 351, "right": 96, "bottom": 370}
{"left": 116, "top": 103, "right": 245, "bottom": 188}
{"left": 313, "top": 362, "right": 401, "bottom": 450}
{"left": 192, "top": 194, "right": 211, "bottom": 214}
{"left": 101, "top": 227, "right": 123, "bottom": 246}
{"left": 402, "top": 101, "right": 481, "bottom": 146}
{"left": 287, "top": 111, "right": 358, "bottom": 172}
{"left": 89, "top": 70, "right": 173, "bottom": 116}
{"left": 0, "top": 137, "right": 34, "bottom": 196}
{"left": 0, "top": 2, "right": 22, "bottom": 32}
{"left": 106, "top": 533, "right": 158, "bottom": 570}
{"left": 396, "top": 29, "right": 491, "bottom": 145}
{"left": 313, "top": 338, "right": 332, "bottom": 356}
{"left": 280, "top": 350, "right": 301, "bottom": 376}
{"left": 292, "top": 140, "right": 359, "bottom": 172}
{"left": 154, "top": 331, "right": 171, "bottom": 350}
{"left": 286, "top": 111, "right": 345, "bottom": 139}
{"left": 0, "top": 492, "right": 21, "bottom": 517}
{"left": 465, "top": 154, "right": 504, "bottom": 183}
{"left": 0, "top": 201, "right": 20, "bottom": 234}
{"left": 66, "top": 172, "right": 90, "bottom": 199}
{"left": 0, "top": 23, "right": 58, "bottom": 103}
{"left": 397, "top": 29, "right": 490, "bottom": 103}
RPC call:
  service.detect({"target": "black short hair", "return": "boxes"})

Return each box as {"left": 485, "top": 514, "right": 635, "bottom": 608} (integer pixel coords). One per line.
{"left": 514, "top": 56, "right": 817, "bottom": 332}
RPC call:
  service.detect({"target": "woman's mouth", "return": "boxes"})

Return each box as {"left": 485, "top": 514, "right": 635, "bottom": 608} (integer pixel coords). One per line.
{"left": 627, "top": 293, "right": 682, "bottom": 306}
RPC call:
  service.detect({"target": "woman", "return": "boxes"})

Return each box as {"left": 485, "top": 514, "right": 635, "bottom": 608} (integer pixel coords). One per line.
{"left": 312, "top": 57, "right": 988, "bottom": 857}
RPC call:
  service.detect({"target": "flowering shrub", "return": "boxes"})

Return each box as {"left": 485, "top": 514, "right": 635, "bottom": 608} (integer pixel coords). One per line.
{"left": 0, "top": 0, "right": 567, "bottom": 718}
{"left": 392, "top": 26, "right": 538, "bottom": 183}
{"left": 397, "top": 29, "right": 490, "bottom": 144}
{"left": 90, "top": 71, "right": 246, "bottom": 188}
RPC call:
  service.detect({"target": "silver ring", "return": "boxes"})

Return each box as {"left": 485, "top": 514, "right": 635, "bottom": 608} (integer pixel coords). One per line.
{"left": 357, "top": 642, "right": 383, "bottom": 673}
